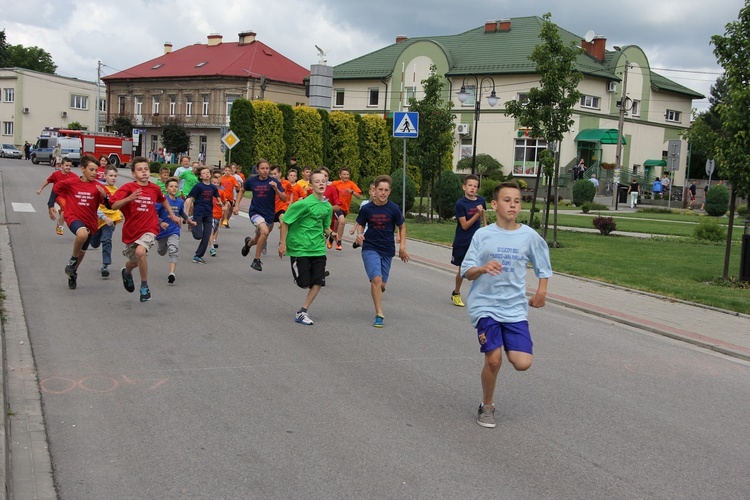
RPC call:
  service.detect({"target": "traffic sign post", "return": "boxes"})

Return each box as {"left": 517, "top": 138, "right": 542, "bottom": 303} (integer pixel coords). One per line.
{"left": 221, "top": 130, "right": 240, "bottom": 165}
{"left": 392, "top": 112, "right": 419, "bottom": 214}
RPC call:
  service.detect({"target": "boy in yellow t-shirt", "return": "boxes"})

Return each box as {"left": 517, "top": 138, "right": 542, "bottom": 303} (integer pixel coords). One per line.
{"left": 90, "top": 165, "right": 123, "bottom": 278}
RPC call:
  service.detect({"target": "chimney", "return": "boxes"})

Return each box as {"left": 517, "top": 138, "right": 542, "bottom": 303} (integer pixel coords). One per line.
{"left": 207, "top": 33, "right": 223, "bottom": 46}
{"left": 582, "top": 35, "right": 606, "bottom": 62}
{"left": 395, "top": 35, "right": 408, "bottom": 43}
{"left": 484, "top": 20, "right": 497, "bottom": 33}
{"left": 164, "top": 42, "right": 172, "bottom": 55}
{"left": 238, "top": 30, "right": 256, "bottom": 45}
{"left": 498, "top": 19, "right": 511, "bottom": 32}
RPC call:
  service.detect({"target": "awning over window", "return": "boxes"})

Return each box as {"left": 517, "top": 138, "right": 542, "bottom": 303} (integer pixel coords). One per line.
{"left": 643, "top": 159, "right": 667, "bottom": 167}
{"left": 574, "top": 128, "right": 625, "bottom": 145}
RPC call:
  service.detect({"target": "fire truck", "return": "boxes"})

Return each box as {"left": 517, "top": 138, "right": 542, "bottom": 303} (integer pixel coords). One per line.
{"left": 41, "top": 128, "right": 134, "bottom": 168}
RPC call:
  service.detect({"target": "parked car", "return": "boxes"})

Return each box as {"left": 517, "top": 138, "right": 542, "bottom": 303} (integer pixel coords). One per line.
{"left": 0, "top": 144, "right": 23, "bottom": 159}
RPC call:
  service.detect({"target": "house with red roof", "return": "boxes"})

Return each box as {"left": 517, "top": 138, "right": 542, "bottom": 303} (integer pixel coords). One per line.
{"left": 103, "top": 31, "right": 309, "bottom": 165}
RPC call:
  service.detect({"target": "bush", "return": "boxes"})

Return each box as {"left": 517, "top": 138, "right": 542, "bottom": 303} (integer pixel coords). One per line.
{"left": 704, "top": 184, "right": 729, "bottom": 216}
{"left": 694, "top": 219, "right": 726, "bottom": 242}
{"left": 389, "top": 169, "right": 417, "bottom": 213}
{"left": 350, "top": 197, "right": 362, "bottom": 214}
{"left": 436, "top": 170, "right": 464, "bottom": 220}
{"left": 479, "top": 179, "right": 500, "bottom": 201}
{"left": 581, "top": 202, "right": 609, "bottom": 213}
{"left": 592, "top": 216, "right": 616, "bottom": 235}
{"left": 518, "top": 213, "right": 541, "bottom": 229}
{"left": 572, "top": 179, "right": 596, "bottom": 206}
{"left": 638, "top": 207, "right": 674, "bottom": 214}
{"left": 149, "top": 162, "right": 177, "bottom": 174}
{"left": 737, "top": 204, "right": 748, "bottom": 217}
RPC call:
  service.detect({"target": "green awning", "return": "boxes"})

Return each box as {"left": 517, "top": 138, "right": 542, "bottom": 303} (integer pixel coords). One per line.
{"left": 643, "top": 159, "right": 667, "bottom": 167}
{"left": 574, "top": 128, "right": 626, "bottom": 145}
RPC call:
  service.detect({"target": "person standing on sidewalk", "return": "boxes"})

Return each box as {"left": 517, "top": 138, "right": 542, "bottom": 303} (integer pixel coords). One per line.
{"left": 461, "top": 180, "right": 552, "bottom": 428}
{"left": 451, "top": 174, "right": 486, "bottom": 307}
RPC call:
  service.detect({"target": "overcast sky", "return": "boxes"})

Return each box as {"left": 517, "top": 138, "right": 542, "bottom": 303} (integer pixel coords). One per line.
{"left": 4, "top": 0, "right": 744, "bottom": 112}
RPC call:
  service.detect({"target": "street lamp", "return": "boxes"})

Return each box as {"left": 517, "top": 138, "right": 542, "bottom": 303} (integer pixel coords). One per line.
{"left": 613, "top": 46, "right": 630, "bottom": 210}
{"left": 457, "top": 75, "right": 498, "bottom": 175}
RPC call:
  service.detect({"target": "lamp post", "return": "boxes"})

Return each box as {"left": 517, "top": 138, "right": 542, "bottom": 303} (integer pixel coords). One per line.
{"left": 457, "top": 75, "right": 498, "bottom": 175}
{"left": 613, "top": 46, "right": 630, "bottom": 210}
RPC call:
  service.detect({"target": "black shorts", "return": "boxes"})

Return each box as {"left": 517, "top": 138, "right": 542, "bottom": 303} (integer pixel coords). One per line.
{"left": 291, "top": 255, "right": 327, "bottom": 288}
{"left": 451, "top": 245, "right": 469, "bottom": 267}
{"left": 274, "top": 210, "right": 286, "bottom": 223}
{"left": 334, "top": 209, "right": 345, "bottom": 218}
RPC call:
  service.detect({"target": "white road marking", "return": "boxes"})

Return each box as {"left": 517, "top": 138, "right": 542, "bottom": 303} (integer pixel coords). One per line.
{"left": 12, "top": 203, "right": 36, "bottom": 213}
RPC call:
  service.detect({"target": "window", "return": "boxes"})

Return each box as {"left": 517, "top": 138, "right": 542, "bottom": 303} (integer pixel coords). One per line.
{"left": 3, "top": 88, "right": 14, "bottom": 102}
{"left": 185, "top": 95, "right": 193, "bottom": 116}
{"left": 2, "top": 122, "right": 13, "bottom": 136}
{"left": 333, "top": 89, "right": 344, "bottom": 107}
{"left": 513, "top": 138, "right": 547, "bottom": 176}
{"left": 665, "top": 109, "right": 681, "bottom": 122}
{"left": 70, "top": 94, "right": 88, "bottom": 109}
{"left": 579, "top": 95, "right": 600, "bottom": 109}
{"left": 118, "top": 96, "right": 126, "bottom": 114}
{"left": 631, "top": 99, "right": 640, "bottom": 117}
{"left": 460, "top": 86, "right": 476, "bottom": 106}
{"left": 134, "top": 96, "right": 143, "bottom": 115}
{"left": 195, "top": 62, "right": 208, "bottom": 68}
{"left": 368, "top": 88, "right": 379, "bottom": 107}
{"left": 405, "top": 86, "right": 417, "bottom": 102}
{"left": 226, "top": 95, "right": 238, "bottom": 116}
{"left": 202, "top": 95, "right": 209, "bottom": 116}
{"left": 151, "top": 135, "right": 158, "bottom": 153}
{"left": 169, "top": 96, "right": 176, "bottom": 116}
{"left": 517, "top": 92, "right": 529, "bottom": 105}
{"left": 98, "top": 98, "right": 106, "bottom": 112}
{"left": 152, "top": 96, "right": 160, "bottom": 115}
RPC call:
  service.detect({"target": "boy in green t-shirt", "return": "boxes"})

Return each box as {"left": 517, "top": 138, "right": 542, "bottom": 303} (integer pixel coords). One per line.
{"left": 278, "top": 169, "right": 333, "bottom": 325}
{"left": 154, "top": 166, "right": 171, "bottom": 195}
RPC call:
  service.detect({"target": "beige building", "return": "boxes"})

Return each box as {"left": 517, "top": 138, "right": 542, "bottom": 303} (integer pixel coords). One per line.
{"left": 103, "top": 31, "right": 309, "bottom": 165}
{"left": 0, "top": 67, "right": 104, "bottom": 148}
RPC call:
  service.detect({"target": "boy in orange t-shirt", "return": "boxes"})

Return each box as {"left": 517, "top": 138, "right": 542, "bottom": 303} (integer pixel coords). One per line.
{"left": 220, "top": 165, "right": 241, "bottom": 227}
{"left": 331, "top": 167, "right": 362, "bottom": 250}
{"left": 210, "top": 171, "right": 230, "bottom": 255}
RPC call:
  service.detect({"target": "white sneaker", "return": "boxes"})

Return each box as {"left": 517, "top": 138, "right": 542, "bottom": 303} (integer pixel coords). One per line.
{"left": 295, "top": 311, "right": 313, "bottom": 325}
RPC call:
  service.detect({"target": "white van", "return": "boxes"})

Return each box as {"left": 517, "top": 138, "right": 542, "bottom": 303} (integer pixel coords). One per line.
{"left": 31, "top": 137, "right": 82, "bottom": 165}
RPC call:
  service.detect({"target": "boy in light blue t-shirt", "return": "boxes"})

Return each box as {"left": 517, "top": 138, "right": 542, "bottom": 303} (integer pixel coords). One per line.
{"left": 461, "top": 180, "right": 552, "bottom": 429}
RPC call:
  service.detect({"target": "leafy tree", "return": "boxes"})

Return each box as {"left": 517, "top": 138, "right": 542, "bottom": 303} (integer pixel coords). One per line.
{"left": 455, "top": 153, "right": 504, "bottom": 181}
{"left": 704, "top": 184, "right": 730, "bottom": 216}
{"left": 277, "top": 103, "right": 295, "bottom": 166}
{"left": 161, "top": 121, "right": 191, "bottom": 156}
{"left": 68, "top": 121, "right": 84, "bottom": 130}
{"left": 5, "top": 44, "right": 57, "bottom": 73}
{"left": 327, "top": 111, "right": 360, "bottom": 178}
{"left": 435, "top": 170, "right": 463, "bottom": 219}
{"left": 252, "top": 100, "right": 285, "bottom": 165}
{"left": 292, "top": 106, "right": 323, "bottom": 166}
{"left": 110, "top": 115, "right": 133, "bottom": 137}
{"left": 504, "top": 12, "right": 583, "bottom": 245}
{"left": 227, "top": 98, "right": 255, "bottom": 173}
{"left": 407, "top": 64, "right": 455, "bottom": 218}
{"left": 710, "top": 1, "right": 750, "bottom": 279}
{"left": 685, "top": 76, "right": 726, "bottom": 180}
{"left": 389, "top": 169, "right": 416, "bottom": 213}
{"left": 572, "top": 178, "right": 596, "bottom": 206}
{"left": 0, "top": 30, "right": 8, "bottom": 67}
{"left": 359, "top": 114, "right": 391, "bottom": 183}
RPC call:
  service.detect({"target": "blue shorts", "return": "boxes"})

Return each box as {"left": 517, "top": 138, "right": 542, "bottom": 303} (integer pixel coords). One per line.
{"left": 476, "top": 317, "right": 533, "bottom": 354}
{"left": 451, "top": 245, "right": 469, "bottom": 267}
{"left": 362, "top": 249, "right": 393, "bottom": 283}
{"left": 68, "top": 220, "right": 93, "bottom": 251}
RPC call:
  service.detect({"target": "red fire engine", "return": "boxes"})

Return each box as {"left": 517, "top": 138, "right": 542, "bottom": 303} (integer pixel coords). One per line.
{"left": 52, "top": 129, "right": 134, "bottom": 168}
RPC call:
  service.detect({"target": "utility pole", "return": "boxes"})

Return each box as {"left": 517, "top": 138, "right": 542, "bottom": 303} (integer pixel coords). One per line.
{"left": 97, "top": 60, "right": 102, "bottom": 132}
{"left": 613, "top": 47, "right": 629, "bottom": 208}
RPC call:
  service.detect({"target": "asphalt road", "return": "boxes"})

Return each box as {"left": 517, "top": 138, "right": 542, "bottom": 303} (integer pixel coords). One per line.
{"left": 3, "top": 159, "right": 750, "bottom": 499}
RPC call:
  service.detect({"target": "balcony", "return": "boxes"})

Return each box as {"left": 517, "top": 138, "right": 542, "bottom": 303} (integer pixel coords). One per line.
{"left": 108, "top": 113, "right": 228, "bottom": 128}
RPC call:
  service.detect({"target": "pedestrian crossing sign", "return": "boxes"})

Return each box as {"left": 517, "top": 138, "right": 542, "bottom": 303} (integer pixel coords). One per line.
{"left": 393, "top": 112, "right": 419, "bottom": 138}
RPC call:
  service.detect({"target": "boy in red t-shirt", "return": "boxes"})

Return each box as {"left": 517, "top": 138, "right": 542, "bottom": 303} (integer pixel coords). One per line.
{"left": 319, "top": 167, "right": 344, "bottom": 251}
{"left": 36, "top": 157, "right": 74, "bottom": 235}
{"left": 52, "top": 155, "right": 109, "bottom": 289}
{"left": 210, "top": 170, "right": 230, "bottom": 255}
{"left": 331, "top": 167, "right": 362, "bottom": 250}
{"left": 219, "top": 165, "right": 240, "bottom": 228}
{"left": 110, "top": 156, "right": 181, "bottom": 302}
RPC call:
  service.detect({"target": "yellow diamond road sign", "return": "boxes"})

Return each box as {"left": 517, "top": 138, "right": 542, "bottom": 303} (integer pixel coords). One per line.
{"left": 222, "top": 130, "right": 240, "bottom": 149}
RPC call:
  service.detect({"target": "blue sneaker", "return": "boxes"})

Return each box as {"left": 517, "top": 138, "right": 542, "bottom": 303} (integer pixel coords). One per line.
{"left": 373, "top": 315, "right": 384, "bottom": 328}
{"left": 121, "top": 268, "right": 135, "bottom": 293}
{"left": 209, "top": 248, "right": 216, "bottom": 257}
{"left": 139, "top": 286, "right": 151, "bottom": 302}
{"left": 192, "top": 256, "right": 206, "bottom": 264}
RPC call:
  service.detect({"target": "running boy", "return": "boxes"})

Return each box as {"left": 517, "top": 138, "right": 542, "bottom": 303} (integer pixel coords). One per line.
{"left": 109, "top": 156, "right": 181, "bottom": 302}
{"left": 235, "top": 159, "right": 286, "bottom": 272}
{"left": 451, "top": 174, "right": 487, "bottom": 307}
{"left": 460, "top": 181, "right": 552, "bottom": 428}
{"left": 90, "top": 165, "right": 123, "bottom": 278}
{"left": 155, "top": 177, "right": 193, "bottom": 284}
{"left": 220, "top": 165, "right": 241, "bottom": 227}
{"left": 278, "top": 169, "right": 332, "bottom": 325}
{"left": 319, "top": 167, "right": 343, "bottom": 251}
{"left": 154, "top": 165, "right": 171, "bottom": 195}
{"left": 184, "top": 166, "right": 221, "bottom": 264}
{"left": 354, "top": 175, "right": 409, "bottom": 327}
{"left": 36, "top": 157, "right": 73, "bottom": 235}
{"left": 210, "top": 170, "right": 230, "bottom": 256}
{"left": 52, "top": 155, "right": 110, "bottom": 289}
{"left": 331, "top": 166, "right": 362, "bottom": 250}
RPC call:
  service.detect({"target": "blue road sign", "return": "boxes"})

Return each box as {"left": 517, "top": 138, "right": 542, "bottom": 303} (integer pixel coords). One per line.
{"left": 393, "top": 112, "right": 419, "bottom": 138}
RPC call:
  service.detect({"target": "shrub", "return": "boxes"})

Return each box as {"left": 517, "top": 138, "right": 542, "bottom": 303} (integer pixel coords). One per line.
{"left": 638, "top": 207, "right": 673, "bottom": 214}
{"left": 328, "top": 111, "right": 361, "bottom": 179}
{"left": 389, "top": 169, "right": 417, "bottom": 213}
{"left": 227, "top": 98, "right": 255, "bottom": 171}
{"left": 292, "top": 106, "right": 323, "bottom": 167}
{"left": 436, "top": 170, "right": 464, "bottom": 220}
{"left": 694, "top": 219, "right": 726, "bottom": 242}
{"left": 736, "top": 204, "right": 748, "bottom": 217}
{"left": 581, "top": 202, "right": 609, "bottom": 213}
{"left": 252, "top": 100, "right": 285, "bottom": 165}
{"left": 704, "top": 184, "right": 730, "bottom": 216}
{"left": 518, "top": 212, "right": 541, "bottom": 229}
{"left": 572, "top": 179, "right": 596, "bottom": 206}
{"left": 479, "top": 179, "right": 500, "bottom": 200}
{"left": 592, "top": 216, "right": 616, "bottom": 235}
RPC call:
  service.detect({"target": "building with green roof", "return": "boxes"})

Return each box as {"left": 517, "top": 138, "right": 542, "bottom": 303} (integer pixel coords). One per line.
{"left": 331, "top": 16, "right": 703, "bottom": 189}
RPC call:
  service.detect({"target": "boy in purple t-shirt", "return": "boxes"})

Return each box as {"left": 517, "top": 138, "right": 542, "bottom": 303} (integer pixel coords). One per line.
{"left": 234, "top": 159, "right": 285, "bottom": 272}
{"left": 451, "top": 174, "right": 486, "bottom": 307}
